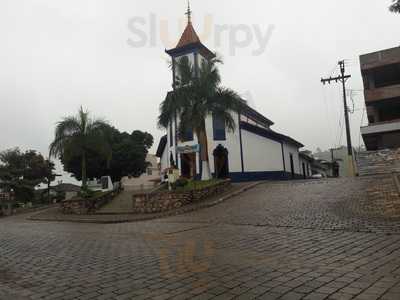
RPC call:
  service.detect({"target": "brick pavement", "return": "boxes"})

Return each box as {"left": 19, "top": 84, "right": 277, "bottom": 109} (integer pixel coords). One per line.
{"left": 1, "top": 178, "right": 400, "bottom": 300}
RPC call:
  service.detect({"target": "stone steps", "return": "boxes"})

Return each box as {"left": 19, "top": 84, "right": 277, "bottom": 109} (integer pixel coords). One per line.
{"left": 98, "top": 191, "right": 136, "bottom": 213}
{"left": 357, "top": 148, "right": 400, "bottom": 177}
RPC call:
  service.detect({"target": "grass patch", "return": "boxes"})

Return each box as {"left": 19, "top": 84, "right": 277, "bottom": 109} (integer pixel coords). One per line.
{"left": 175, "top": 179, "right": 224, "bottom": 192}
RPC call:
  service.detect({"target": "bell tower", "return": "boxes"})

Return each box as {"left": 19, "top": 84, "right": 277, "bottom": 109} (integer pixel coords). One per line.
{"left": 165, "top": 1, "right": 215, "bottom": 88}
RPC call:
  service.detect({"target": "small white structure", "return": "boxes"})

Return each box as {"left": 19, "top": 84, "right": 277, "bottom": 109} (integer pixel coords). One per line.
{"left": 121, "top": 154, "right": 161, "bottom": 191}
{"left": 87, "top": 176, "right": 114, "bottom": 192}
{"left": 156, "top": 8, "right": 306, "bottom": 182}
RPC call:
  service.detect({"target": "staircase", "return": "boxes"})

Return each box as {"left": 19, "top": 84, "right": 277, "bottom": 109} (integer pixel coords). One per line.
{"left": 98, "top": 190, "right": 138, "bottom": 214}
{"left": 356, "top": 148, "right": 400, "bottom": 218}
{"left": 357, "top": 148, "right": 400, "bottom": 176}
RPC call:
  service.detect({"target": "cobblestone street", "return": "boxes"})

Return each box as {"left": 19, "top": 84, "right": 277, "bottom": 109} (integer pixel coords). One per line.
{"left": 1, "top": 179, "right": 400, "bottom": 300}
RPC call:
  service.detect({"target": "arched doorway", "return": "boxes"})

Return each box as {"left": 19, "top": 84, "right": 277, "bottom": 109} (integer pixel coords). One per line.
{"left": 213, "top": 145, "right": 229, "bottom": 179}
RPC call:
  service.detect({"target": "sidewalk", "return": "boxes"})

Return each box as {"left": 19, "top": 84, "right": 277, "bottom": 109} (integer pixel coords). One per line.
{"left": 29, "top": 181, "right": 262, "bottom": 224}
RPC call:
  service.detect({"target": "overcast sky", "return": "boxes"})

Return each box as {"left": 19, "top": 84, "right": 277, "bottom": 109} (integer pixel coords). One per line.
{"left": 1, "top": 0, "right": 399, "bottom": 183}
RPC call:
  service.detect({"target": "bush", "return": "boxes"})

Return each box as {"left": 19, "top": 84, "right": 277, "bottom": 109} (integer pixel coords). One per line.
{"left": 78, "top": 188, "right": 97, "bottom": 199}
{"left": 172, "top": 178, "right": 189, "bottom": 190}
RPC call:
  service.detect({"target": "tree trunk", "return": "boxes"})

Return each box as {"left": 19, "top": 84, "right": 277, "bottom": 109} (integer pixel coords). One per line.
{"left": 197, "top": 128, "right": 211, "bottom": 181}
{"left": 81, "top": 152, "right": 87, "bottom": 189}
{"left": 47, "top": 180, "right": 51, "bottom": 204}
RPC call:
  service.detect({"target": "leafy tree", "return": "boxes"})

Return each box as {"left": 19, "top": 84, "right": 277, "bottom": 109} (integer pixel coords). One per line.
{"left": 60, "top": 127, "right": 154, "bottom": 182}
{"left": 43, "top": 160, "right": 58, "bottom": 202}
{"left": 158, "top": 56, "right": 245, "bottom": 180}
{"left": 50, "top": 107, "right": 110, "bottom": 188}
{"left": 0, "top": 148, "right": 55, "bottom": 203}
{"left": 390, "top": 0, "right": 400, "bottom": 13}
{"left": 108, "top": 130, "right": 154, "bottom": 181}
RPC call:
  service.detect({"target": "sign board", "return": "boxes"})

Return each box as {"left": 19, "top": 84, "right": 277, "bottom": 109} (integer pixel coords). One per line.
{"left": 168, "top": 168, "right": 180, "bottom": 184}
{"left": 177, "top": 144, "right": 200, "bottom": 154}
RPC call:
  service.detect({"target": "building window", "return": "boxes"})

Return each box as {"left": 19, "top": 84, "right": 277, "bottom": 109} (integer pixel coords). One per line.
{"left": 213, "top": 113, "right": 226, "bottom": 141}
{"left": 169, "top": 122, "right": 173, "bottom": 146}
{"left": 181, "top": 128, "right": 194, "bottom": 142}
{"left": 147, "top": 168, "right": 153, "bottom": 176}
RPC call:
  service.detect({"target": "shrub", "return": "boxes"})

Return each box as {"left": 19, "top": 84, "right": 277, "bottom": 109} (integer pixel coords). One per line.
{"left": 78, "top": 188, "right": 97, "bottom": 199}
{"left": 172, "top": 178, "right": 189, "bottom": 190}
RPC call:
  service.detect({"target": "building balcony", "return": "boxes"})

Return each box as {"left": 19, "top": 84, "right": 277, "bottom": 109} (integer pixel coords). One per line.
{"left": 361, "top": 119, "right": 400, "bottom": 150}
{"left": 361, "top": 119, "right": 400, "bottom": 136}
{"left": 360, "top": 47, "right": 400, "bottom": 71}
{"left": 364, "top": 84, "right": 400, "bottom": 103}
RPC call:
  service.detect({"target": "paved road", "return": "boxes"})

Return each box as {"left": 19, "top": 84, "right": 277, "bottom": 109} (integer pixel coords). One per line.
{"left": 1, "top": 179, "right": 400, "bottom": 300}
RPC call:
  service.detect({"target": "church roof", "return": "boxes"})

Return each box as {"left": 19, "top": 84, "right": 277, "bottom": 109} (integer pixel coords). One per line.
{"left": 240, "top": 121, "right": 304, "bottom": 148}
{"left": 176, "top": 22, "right": 201, "bottom": 48}
{"left": 165, "top": 4, "right": 215, "bottom": 59}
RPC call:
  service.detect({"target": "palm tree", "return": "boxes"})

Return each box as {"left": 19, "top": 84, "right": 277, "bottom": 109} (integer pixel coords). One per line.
{"left": 390, "top": 0, "right": 400, "bottom": 13}
{"left": 158, "top": 56, "right": 246, "bottom": 180}
{"left": 50, "top": 107, "right": 110, "bottom": 189}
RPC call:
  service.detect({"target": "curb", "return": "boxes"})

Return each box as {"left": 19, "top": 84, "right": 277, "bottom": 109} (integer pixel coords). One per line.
{"left": 28, "top": 181, "right": 263, "bottom": 224}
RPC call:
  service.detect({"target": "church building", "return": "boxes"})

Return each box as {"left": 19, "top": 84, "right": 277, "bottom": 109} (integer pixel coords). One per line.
{"left": 156, "top": 5, "right": 306, "bottom": 182}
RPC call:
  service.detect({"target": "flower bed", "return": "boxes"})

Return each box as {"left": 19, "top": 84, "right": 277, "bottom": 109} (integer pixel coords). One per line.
{"left": 132, "top": 179, "right": 231, "bottom": 214}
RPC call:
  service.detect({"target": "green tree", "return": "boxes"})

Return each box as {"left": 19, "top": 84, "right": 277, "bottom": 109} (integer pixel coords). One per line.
{"left": 50, "top": 107, "right": 110, "bottom": 189}
{"left": 60, "top": 127, "right": 153, "bottom": 182}
{"left": 158, "top": 56, "right": 245, "bottom": 180}
{"left": 0, "top": 148, "right": 55, "bottom": 203}
{"left": 390, "top": 0, "right": 400, "bottom": 13}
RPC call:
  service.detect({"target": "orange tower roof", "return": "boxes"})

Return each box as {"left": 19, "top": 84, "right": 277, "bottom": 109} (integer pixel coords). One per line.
{"left": 176, "top": 22, "right": 201, "bottom": 48}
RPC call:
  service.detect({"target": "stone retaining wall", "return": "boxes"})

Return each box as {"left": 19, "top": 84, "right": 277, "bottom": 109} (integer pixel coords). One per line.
{"left": 357, "top": 148, "right": 400, "bottom": 218}
{"left": 360, "top": 174, "right": 400, "bottom": 218}
{"left": 133, "top": 180, "right": 231, "bottom": 214}
{"left": 358, "top": 148, "right": 400, "bottom": 176}
{"left": 61, "top": 191, "right": 117, "bottom": 215}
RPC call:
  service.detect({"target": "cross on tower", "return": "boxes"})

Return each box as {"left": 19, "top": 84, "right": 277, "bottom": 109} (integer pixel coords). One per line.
{"left": 185, "top": 0, "right": 192, "bottom": 23}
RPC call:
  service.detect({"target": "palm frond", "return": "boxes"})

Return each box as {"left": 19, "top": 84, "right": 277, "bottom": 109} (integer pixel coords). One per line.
{"left": 390, "top": 0, "right": 400, "bottom": 12}
{"left": 49, "top": 117, "right": 81, "bottom": 158}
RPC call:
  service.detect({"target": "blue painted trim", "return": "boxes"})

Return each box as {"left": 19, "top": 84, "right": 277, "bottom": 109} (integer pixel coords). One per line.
{"left": 165, "top": 42, "right": 215, "bottom": 59}
{"left": 198, "top": 143, "right": 202, "bottom": 178}
{"left": 238, "top": 113, "right": 245, "bottom": 172}
{"left": 174, "top": 114, "right": 178, "bottom": 164}
{"left": 194, "top": 51, "right": 199, "bottom": 77}
{"left": 229, "top": 171, "right": 291, "bottom": 182}
{"left": 172, "top": 57, "right": 176, "bottom": 87}
{"left": 280, "top": 142, "right": 286, "bottom": 172}
{"left": 241, "top": 121, "right": 304, "bottom": 148}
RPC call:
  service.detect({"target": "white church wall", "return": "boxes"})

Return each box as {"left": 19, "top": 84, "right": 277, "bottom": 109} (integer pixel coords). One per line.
{"left": 283, "top": 143, "right": 301, "bottom": 175}
{"left": 299, "top": 157, "right": 311, "bottom": 178}
{"left": 205, "top": 112, "right": 243, "bottom": 174}
{"left": 241, "top": 130, "right": 284, "bottom": 172}
{"left": 160, "top": 145, "right": 168, "bottom": 172}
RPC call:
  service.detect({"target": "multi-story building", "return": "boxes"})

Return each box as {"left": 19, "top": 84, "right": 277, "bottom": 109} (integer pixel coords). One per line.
{"left": 360, "top": 46, "right": 400, "bottom": 150}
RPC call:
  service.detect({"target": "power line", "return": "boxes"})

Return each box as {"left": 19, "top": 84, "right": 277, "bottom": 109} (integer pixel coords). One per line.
{"left": 322, "top": 86, "right": 336, "bottom": 148}
{"left": 321, "top": 60, "right": 356, "bottom": 176}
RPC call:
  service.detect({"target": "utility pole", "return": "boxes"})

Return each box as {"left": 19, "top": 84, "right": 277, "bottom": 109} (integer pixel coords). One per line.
{"left": 321, "top": 60, "right": 355, "bottom": 177}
